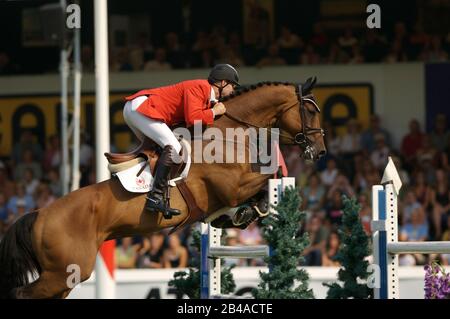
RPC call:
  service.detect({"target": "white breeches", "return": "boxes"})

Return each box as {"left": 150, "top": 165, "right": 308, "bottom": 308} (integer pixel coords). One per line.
{"left": 123, "top": 96, "right": 182, "bottom": 154}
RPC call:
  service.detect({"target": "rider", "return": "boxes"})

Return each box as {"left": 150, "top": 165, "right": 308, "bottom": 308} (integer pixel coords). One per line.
{"left": 123, "top": 64, "right": 240, "bottom": 219}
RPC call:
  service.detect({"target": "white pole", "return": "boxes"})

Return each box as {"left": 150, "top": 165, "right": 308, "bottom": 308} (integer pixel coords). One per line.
{"left": 388, "top": 242, "right": 450, "bottom": 254}
{"left": 71, "top": 12, "right": 81, "bottom": 192}
{"left": 94, "top": 0, "right": 115, "bottom": 299}
{"left": 60, "top": 0, "right": 69, "bottom": 195}
{"left": 209, "top": 245, "right": 269, "bottom": 257}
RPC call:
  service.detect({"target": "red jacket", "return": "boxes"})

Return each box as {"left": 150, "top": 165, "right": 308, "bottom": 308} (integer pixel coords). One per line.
{"left": 125, "top": 79, "right": 214, "bottom": 127}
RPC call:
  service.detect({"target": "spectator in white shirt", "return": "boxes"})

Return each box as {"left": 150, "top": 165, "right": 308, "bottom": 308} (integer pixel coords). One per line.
{"left": 23, "top": 168, "right": 40, "bottom": 197}
{"left": 323, "top": 122, "right": 340, "bottom": 157}
{"left": 321, "top": 158, "right": 339, "bottom": 187}
{"left": 340, "top": 119, "right": 362, "bottom": 154}
{"left": 340, "top": 119, "right": 362, "bottom": 179}
{"left": 370, "top": 134, "right": 391, "bottom": 171}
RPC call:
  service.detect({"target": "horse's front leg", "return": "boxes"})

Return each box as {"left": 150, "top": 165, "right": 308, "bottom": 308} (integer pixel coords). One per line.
{"left": 235, "top": 172, "right": 271, "bottom": 203}
{"left": 208, "top": 172, "right": 270, "bottom": 229}
{"left": 206, "top": 170, "right": 269, "bottom": 207}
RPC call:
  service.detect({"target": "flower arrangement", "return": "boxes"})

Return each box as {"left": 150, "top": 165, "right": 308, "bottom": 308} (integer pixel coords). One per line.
{"left": 424, "top": 261, "right": 450, "bottom": 299}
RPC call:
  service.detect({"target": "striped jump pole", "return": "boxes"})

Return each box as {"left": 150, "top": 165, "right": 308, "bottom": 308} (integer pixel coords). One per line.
{"left": 371, "top": 157, "right": 450, "bottom": 299}
{"left": 95, "top": 240, "right": 116, "bottom": 299}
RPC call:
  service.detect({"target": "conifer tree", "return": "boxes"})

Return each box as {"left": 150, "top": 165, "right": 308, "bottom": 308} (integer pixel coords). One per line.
{"left": 253, "top": 187, "right": 314, "bottom": 299}
{"left": 324, "top": 196, "right": 372, "bottom": 299}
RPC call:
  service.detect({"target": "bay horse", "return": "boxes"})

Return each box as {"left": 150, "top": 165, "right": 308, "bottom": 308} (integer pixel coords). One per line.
{"left": 0, "top": 79, "right": 326, "bottom": 299}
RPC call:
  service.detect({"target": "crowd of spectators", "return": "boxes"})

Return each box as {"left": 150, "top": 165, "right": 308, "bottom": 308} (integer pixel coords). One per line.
{"left": 1, "top": 21, "right": 450, "bottom": 75}
{"left": 1, "top": 113, "right": 449, "bottom": 269}
{"left": 290, "top": 113, "right": 450, "bottom": 267}
{"left": 1, "top": 17, "right": 450, "bottom": 268}
{"left": 84, "top": 23, "right": 450, "bottom": 72}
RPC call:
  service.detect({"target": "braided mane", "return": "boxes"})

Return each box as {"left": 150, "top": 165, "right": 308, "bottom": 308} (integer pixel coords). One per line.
{"left": 219, "top": 81, "right": 297, "bottom": 102}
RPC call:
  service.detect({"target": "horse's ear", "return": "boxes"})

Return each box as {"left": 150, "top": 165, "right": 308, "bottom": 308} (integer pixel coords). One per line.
{"left": 302, "top": 77, "right": 317, "bottom": 95}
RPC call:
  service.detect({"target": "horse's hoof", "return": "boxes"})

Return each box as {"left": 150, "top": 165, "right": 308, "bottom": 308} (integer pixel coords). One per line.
{"left": 211, "top": 215, "right": 234, "bottom": 229}
{"left": 232, "top": 206, "right": 257, "bottom": 226}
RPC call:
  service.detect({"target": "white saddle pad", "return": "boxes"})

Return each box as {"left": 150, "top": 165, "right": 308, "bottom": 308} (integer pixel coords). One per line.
{"left": 114, "top": 139, "right": 192, "bottom": 193}
{"left": 115, "top": 161, "right": 154, "bottom": 193}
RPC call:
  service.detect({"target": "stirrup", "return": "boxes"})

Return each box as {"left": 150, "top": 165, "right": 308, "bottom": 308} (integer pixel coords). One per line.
{"left": 162, "top": 207, "right": 181, "bottom": 219}
{"left": 145, "top": 195, "right": 181, "bottom": 219}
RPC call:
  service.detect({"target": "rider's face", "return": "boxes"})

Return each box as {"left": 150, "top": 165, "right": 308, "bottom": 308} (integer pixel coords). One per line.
{"left": 220, "top": 81, "right": 235, "bottom": 97}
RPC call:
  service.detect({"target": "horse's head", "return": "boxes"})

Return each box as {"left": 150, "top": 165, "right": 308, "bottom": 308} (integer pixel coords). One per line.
{"left": 278, "top": 77, "right": 326, "bottom": 161}
{"left": 218, "top": 79, "right": 326, "bottom": 161}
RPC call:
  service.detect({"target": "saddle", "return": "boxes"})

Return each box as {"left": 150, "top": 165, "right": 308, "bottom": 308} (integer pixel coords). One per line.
{"left": 105, "top": 139, "right": 158, "bottom": 165}
{"left": 104, "top": 138, "right": 207, "bottom": 233}
{"left": 105, "top": 139, "right": 161, "bottom": 179}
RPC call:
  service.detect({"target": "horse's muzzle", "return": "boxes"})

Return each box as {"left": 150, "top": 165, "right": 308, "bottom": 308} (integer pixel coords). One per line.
{"left": 301, "top": 145, "right": 315, "bottom": 162}
{"left": 301, "top": 145, "right": 326, "bottom": 162}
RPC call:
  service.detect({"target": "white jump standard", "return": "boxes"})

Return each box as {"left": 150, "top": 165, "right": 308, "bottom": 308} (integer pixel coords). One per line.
{"left": 200, "top": 177, "right": 295, "bottom": 299}
{"left": 371, "top": 157, "right": 450, "bottom": 299}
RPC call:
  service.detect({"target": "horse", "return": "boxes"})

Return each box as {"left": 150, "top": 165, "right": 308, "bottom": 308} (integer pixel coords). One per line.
{"left": 0, "top": 79, "right": 326, "bottom": 299}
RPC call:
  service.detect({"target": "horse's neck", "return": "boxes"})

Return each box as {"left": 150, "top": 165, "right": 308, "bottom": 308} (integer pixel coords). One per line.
{"left": 220, "top": 86, "right": 294, "bottom": 128}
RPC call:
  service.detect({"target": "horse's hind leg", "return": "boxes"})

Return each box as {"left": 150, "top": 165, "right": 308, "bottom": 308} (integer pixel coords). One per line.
{"left": 13, "top": 271, "right": 72, "bottom": 299}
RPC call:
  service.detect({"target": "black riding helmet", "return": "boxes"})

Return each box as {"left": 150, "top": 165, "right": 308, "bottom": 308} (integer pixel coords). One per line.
{"left": 208, "top": 64, "right": 240, "bottom": 86}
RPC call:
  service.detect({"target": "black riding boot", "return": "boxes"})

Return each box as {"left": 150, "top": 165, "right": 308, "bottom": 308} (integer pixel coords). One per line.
{"left": 145, "top": 145, "right": 181, "bottom": 219}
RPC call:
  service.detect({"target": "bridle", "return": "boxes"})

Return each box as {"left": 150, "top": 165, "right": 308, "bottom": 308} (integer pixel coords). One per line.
{"left": 222, "top": 84, "right": 325, "bottom": 159}
{"left": 292, "top": 84, "right": 325, "bottom": 159}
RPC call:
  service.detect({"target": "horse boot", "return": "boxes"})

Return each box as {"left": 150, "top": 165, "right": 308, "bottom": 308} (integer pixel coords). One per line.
{"left": 145, "top": 145, "right": 181, "bottom": 219}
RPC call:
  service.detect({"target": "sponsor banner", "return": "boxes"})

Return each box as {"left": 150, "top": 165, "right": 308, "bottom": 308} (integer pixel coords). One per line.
{"left": 0, "top": 84, "right": 373, "bottom": 157}
{"left": 0, "top": 93, "right": 130, "bottom": 157}
{"left": 315, "top": 84, "right": 374, "bottom": 136}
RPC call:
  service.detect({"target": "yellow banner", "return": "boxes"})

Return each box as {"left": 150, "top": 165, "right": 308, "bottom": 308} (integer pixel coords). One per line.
{"left": 0, "top": 93, "right": 129, "bottom": 157}
{"left": 314, "top": 84, "right": 373, "bottom": 136}
{"left": 0, "top": 85, "right": 373, "bottom": 157}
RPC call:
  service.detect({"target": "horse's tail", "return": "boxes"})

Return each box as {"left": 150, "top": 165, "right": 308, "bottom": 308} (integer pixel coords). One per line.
{"left": 0, "top": 211, "right": 41, "bottom": 299}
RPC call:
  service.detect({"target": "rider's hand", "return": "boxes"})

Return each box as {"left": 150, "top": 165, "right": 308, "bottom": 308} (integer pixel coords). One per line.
{"left": 212, "top": 102, "right": 226, "bottom": 116}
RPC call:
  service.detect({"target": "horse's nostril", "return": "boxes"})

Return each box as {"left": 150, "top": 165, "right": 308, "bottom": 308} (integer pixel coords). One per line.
{"left": 318, "top": 150, "right": 326, "bottom": 158}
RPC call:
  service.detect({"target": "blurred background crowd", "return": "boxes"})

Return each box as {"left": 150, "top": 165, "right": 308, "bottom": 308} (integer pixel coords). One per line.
{"left": 1, "top": 112, "right": 449, "bottom": 269}
{"left": 1, "top": 1, "right": 450, "bottom": 75}
{"left": 0, "top": 0, "right": 449, "bottom": 270}
{"left": 1, "top": 21, "right": 450, "bottom": 75}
